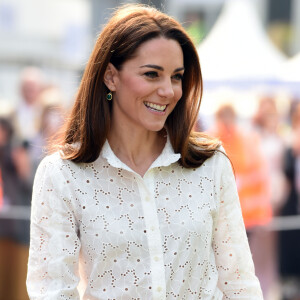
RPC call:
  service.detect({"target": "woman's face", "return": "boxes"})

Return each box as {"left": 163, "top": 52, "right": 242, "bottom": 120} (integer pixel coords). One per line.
{"left": 109, "top": 37, "right": 184, "bottom": 133}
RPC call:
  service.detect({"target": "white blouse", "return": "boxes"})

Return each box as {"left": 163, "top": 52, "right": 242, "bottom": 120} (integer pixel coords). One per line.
{"left": 27, "top": 137, "right": 263, "bottom": 299}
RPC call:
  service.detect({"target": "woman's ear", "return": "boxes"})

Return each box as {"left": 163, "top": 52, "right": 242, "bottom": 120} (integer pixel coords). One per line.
{"left": 103, "top": 63, "right": 118, "bottom": 91}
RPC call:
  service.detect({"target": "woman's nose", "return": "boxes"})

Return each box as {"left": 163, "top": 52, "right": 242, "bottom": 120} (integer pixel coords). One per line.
{"left": 157, "top": 79, "right": 175, "bottom": 98}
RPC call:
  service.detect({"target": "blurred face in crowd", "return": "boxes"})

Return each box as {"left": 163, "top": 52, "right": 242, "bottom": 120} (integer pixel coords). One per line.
{"left": 257, "top": 98, "right": 279, "bottom": 132}
{"left": 20, "top": 68, "right": 43, "bottom": 105}
{"left": 216, "top": 104, "right": 237, "bottom": 130}
{"left": 106, "top": 37, "right": 184, "bottom": 133}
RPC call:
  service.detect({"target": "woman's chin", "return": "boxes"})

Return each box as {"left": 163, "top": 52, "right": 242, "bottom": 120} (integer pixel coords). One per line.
{"left": 145, "top": 123, "right": 166, "bottom": 133}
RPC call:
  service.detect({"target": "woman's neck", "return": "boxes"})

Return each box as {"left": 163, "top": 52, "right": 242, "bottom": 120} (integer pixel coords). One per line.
{"left": 108, "top": 124, "right": 166, "bottom": 177}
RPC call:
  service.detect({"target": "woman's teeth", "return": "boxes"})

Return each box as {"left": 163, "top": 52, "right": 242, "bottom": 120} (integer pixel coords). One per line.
{"left": 144, "top": 101, "right": 167, "bottom": 112}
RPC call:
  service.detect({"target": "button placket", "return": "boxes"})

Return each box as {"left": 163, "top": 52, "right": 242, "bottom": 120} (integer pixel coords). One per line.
{"left": 137, "top": 171, "right": 166, "bottom": 299}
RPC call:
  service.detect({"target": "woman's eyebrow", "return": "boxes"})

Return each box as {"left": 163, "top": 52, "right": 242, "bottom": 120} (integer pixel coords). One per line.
{"left": 140, "top": 64, "right": 185, "bottom": 72}
{"left": 140, "top": 64, "right": 164, "bottom": 71}
{"left": 174, "top": 67, "right": 185, "bottom": 72}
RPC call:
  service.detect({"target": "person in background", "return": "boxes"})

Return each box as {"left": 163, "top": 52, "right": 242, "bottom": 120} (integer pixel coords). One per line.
{"left": 13, "top": 67, "right": 44, "bottom": 147}
{"left": 210, "top": 103, "right": 272, "bottom": 229}
{"left": 0, "top": 116, "right": 31, "bottom": 300}
{"left": 30, "top": 85, "right": 66, "bottom": 167}
{"left": 278, "top": 101, "right": 300, "bottom": 300}
{"left": 4, "top": 67, "right": 45, "bottom": 300}
{"left": 251, "top": 96, "right": 287, "bottom": 300}
{"left": 27, "top": 4, "right": 263, "bottom": 299}
{"left": 252, "top": 96, "right": 286, "bottom": 212}
{"left": 209, "top": 103, "right": 274, "bottom": 298}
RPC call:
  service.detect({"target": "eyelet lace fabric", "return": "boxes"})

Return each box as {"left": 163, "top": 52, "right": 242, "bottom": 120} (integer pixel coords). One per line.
{"left": 27, "top": 138, "right": 263, "bottom": 299}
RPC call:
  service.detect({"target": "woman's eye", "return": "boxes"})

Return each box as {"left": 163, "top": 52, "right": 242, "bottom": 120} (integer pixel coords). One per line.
{"left": 144, "top": 71, "right": 158, "bottom": 78}
{"left": 172, "top": 73, "right": 183, "bottom": 81}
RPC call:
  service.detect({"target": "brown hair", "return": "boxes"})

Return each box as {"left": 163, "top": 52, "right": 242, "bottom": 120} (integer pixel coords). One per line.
{"left": 58, "top": 4, "right": 220, "bottom": 168}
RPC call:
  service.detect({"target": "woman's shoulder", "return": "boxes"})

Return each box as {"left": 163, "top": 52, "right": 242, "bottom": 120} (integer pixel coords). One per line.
{"left": 194, "top": 142, "right": 231, "bottom": 174}
{"left": 36, "top": 150, "right": 79, "bottom": 176}
{"left": 37, "top": 148, "right": 107, "bottom": 176}
{"left": 39, "top": 151, "right": 67, "bottom": 167}
{"left": 208, "top": 144, "right": 230, "bottom": 165}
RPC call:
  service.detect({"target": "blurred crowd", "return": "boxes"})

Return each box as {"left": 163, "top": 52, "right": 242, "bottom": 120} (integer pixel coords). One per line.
{"left": 0, "top": 67, "right": 66, "bottom": 300}
{"left": 204, "top": 95, "right": 300, "bottom": 300}
{"left": 0, "top": 66, "right": 300, "bottom": 300}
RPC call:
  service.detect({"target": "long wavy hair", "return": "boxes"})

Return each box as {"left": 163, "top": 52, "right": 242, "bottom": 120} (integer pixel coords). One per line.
{"left": 58, "top": 4, "right": 220, "bottom": 168}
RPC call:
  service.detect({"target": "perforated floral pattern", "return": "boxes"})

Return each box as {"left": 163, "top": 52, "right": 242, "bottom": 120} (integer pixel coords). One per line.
{"left": 27, "top": 138, "right": 263, "bottom": 299}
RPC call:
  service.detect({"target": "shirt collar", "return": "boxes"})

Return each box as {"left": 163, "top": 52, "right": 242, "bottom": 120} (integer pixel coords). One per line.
{"left": 101, "top": 133, "right": 181, "bottom": 173}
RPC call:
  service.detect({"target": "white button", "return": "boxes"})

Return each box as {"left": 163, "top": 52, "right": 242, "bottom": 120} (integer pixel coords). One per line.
{"left": 145, "top": 196, "right": 150, "bottom": 202}
{"left": 157, "top": 286, "right": 162, "bottom": 292}
{"left": 150, "top": 226, "right": 156, "bottom": 231}
{"left": 154, "top": 256, "right": 160, "bottom": 262}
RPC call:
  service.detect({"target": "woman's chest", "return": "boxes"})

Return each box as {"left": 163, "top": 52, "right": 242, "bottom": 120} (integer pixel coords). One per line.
{"left": 75, "top": 172, "right": 217, "bottom": 252}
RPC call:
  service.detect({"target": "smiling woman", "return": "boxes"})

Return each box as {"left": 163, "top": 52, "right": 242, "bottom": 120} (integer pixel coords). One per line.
{"left": 103, "top": 37, "right": 184, "bottom": 170}
{"left": 26, "top": 3, "right": 263, "bottom": 300}
{"left": 55, "top": 4, "right": 218, "bottom": 167}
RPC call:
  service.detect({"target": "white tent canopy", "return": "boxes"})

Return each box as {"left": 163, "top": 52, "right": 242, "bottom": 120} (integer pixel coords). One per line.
{"left": 197, "top": 0, "right": 287, "bottom": 84}
{"left": 279, "top": 52, "right": 300, "bottom": 82}
{"left": 275, "top": 52, "right": 300, "bottom": 96}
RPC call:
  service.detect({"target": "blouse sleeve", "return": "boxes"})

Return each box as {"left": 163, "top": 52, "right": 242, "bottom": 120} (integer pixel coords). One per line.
{"left": 26, "top": 155, "right": 81, "bottom": 300}
{"left": 212, "top": 153, "right": 263, "bottom": 299}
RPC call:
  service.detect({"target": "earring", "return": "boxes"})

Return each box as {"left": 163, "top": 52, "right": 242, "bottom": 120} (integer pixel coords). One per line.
{"left": 106, "top": 91, "right": 113, "bottom": 101}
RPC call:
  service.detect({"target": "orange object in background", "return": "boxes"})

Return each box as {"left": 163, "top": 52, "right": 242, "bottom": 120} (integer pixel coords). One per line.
{"left": 210, "top": 104, "right": 272, "bottom": 229}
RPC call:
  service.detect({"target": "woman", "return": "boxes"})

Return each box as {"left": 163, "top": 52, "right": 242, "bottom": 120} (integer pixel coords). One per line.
{"left": 27, "top": 4, "right": 263, "bottom": 299}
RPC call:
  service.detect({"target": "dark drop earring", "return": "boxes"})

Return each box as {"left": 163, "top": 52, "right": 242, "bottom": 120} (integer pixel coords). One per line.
{"left": 107, "top": 91, "right": 113, "bottom": 101}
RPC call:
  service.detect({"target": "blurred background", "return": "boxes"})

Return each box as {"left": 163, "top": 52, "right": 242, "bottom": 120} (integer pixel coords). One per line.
{"left": 0, "top": 0, "right": 300, "bottom": 299}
